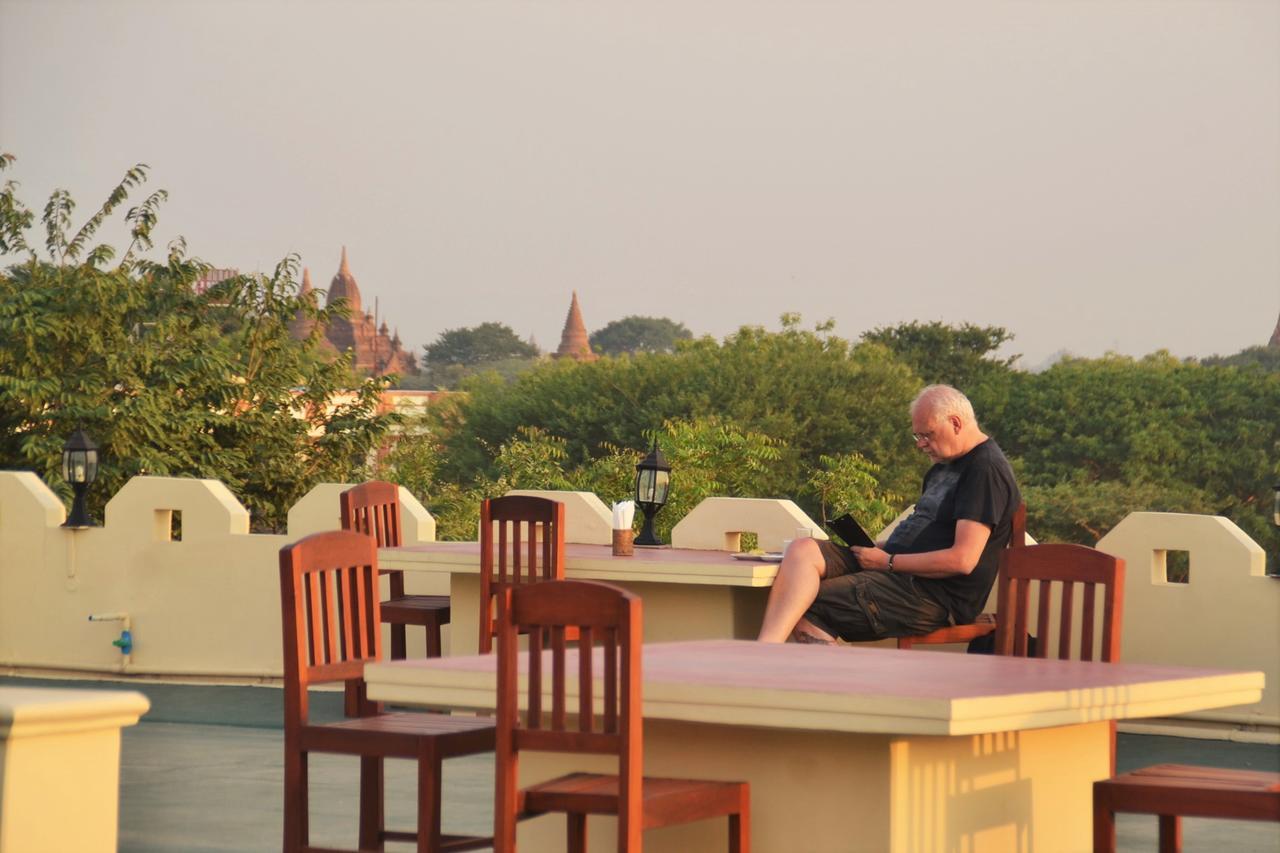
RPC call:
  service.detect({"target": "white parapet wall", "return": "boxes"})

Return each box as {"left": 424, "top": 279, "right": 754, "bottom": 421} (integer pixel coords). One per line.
{"left": 504, "top": 489, "right": 613, "bottom": 545}
{"left": 0, "top": 474, "right": 438, "bottom": 679}
{"left": 1097, "top": 512, "right": 1277, "bottom": 733}
{"left": 671, "top": 497, "right": 827, "bottom": 552}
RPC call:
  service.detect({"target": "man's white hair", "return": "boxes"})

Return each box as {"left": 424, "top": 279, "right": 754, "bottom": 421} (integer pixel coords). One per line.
{"left": 911, "top": 384, "right": 977, "bottom": 426}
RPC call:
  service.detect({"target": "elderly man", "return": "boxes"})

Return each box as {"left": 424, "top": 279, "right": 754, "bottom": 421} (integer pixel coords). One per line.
{"left": 758, "top": 384, "right": 1021, "bottom": 644}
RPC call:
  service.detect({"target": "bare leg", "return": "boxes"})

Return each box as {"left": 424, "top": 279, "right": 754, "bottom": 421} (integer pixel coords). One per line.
{"left": 757, "top": 538, "right": 828, "bottom": 642}
{"left": 790, "top": 618, "right": 837, "bottom": 644}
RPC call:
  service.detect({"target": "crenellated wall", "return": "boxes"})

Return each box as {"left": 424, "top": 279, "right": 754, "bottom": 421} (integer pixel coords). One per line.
{"left": 0, "top": 473, "right": 1274, "bottom": 736}
{"left": 1097, "top": 512, "right": 1277, "bottom": 734}
{"left": 0, "top": 474, "right": 440, "bottom": 679}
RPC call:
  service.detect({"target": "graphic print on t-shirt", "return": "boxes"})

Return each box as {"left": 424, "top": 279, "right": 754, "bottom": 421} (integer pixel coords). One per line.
{"left": 885, "top": 468, "right": 960, "bottom": 551}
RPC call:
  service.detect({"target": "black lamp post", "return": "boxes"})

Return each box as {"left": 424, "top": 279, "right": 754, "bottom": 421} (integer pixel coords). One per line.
{"left": 634, "top": 438, "right": 671, "bottom": 547}
{"left": 61, "top": 429, "right": 99, "bottom": 529}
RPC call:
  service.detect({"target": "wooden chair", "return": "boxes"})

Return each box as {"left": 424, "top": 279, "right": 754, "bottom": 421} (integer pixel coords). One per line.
{"left": 341, "top": 481, "right": 451, "bottom": 660}
{"left": 992, "top": 542, "right": 1124, "bottom": 663}
{"left": 993, "top": 542, "right": 1125, "bottom": 781}
{"left": 494, "top": 578, "right": 750, "bottom": 852}
{"left": 279, "top": 530, "right": 494, "bottom": 853}
{"left": 1093, "top": 764, "right": 1280, "bottom": 852}
{"left": 896, "top": 502, "right": 1026, "bottom": 649}
{"left": 478, "top": 494, "right": 566, "bottom": 655}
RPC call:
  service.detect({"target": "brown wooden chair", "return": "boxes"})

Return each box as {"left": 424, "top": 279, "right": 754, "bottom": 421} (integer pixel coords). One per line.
{"left": 992, "top": 542, "right": 1124, "bottom": 663}
{"left": 1093, "top": 764, "right": 1280, "bottom": 852}
{"left": 896, "top": 502, "right": 1027, "bottom": 649}
{"left": 493, "top": 578, "right": 750, "bottom": 852}
{"left": 478, "top": 494, "right": 567, "bottom": 655}
{"left": 341, "top": 481, "right": 451, "bottom": 660}
{"left": 279, "top": 530, "right": 495, "bottom": 853}
{"left": 994, "top": 541, "right": 1126, "bottom": 782}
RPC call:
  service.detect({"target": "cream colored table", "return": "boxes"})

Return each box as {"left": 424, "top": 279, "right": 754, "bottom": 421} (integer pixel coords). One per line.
{"left": 366, "top": 640, "right": 1264, "bottom": 853}
{"left": 381, "top": 542, "right": 779, "bottom": 655}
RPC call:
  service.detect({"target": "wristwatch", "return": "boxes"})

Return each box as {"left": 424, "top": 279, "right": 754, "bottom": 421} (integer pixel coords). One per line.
{"left": 887, "top": 553, "right": 896, "bottom": 573}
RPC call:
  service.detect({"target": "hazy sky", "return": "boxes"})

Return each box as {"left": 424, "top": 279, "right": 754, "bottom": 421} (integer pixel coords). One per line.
{"left": 2, "top": 0, "right": 1277, "bottom": 367}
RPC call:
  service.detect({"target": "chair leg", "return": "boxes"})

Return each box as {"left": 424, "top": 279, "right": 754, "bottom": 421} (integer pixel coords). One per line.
{"left": 359, "top": 756, "right": 385, "bottom": 851}
{"left": 730, "top": 808, "right": 750, "bottom": 853}
{"left": 283, "top": 748, "right": 308, "bottom": 851}
{"left": 417, "top": 744, "right": 443, "bottom": 853}
{"left": 567, "top": 812, "right": 587, "bottom": 853}
{"left": 1157, "top": 815, "right": 1182, "bottom": 853}
{"left": 391, "top": 623, "right": 408, "bottom": 660}
{"left": 1092, "top": 790, "right": 1116, "bottom": 853}
{"left": 426, "top": 619, "right": 443, "bottom": 658}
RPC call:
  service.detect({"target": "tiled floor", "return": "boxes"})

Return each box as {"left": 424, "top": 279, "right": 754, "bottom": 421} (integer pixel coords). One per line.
{"left": 4, "top": 676, "right": 1277, "bottom": 852}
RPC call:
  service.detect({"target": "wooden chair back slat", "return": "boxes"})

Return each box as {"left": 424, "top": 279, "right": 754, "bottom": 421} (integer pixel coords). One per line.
{"left": 280, "top": 531, "right": 383, "bottom": 725}
{"left": 479, "top": 496, "right": 566, "bottom": 653}
{"left": 1080, "top": 583, "right": 1097, "bottom": 661}
{"left": 578, "top": 625, "right": 594, "bottom": 732}
{"left": 603, "top": 627, "right": 619, "bottom": 734}
{"left": 995, "top": 543, "right": 1125, "bottom": 663}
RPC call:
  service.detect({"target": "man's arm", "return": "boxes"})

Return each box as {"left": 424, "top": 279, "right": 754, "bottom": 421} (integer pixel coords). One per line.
{"left": 850, "top": 519, "right": 992, "bottom": 578}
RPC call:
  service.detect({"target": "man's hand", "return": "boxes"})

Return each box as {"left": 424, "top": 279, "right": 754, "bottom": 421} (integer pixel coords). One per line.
{"left": 853, "top": 520, "right": 993, "bottom": 578}
{"left": 850, "top": 546, "right": 889, "bottom": 571}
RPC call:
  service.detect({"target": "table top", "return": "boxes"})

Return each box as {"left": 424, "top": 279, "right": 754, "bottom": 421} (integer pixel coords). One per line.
{"left": 380, "top": 541, "right": 779, "bottom": 587}
{"left": 365, "top": 639, "right": 1264, "bottom": 737}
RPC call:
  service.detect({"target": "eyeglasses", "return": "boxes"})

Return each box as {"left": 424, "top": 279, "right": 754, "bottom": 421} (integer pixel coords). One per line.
{"left": 910, "top": 429, "right": 937, "bottom": 443}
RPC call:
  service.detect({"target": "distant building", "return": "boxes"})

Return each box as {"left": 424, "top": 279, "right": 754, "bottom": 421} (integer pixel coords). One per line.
{"left": 192, "top": 267, "right": 238, "bottom": 295}
{"left": 290, "top": 248, "right": 418, "bottom": 377}
{"left": 1271, "top": 311, "right": 1279, "bottom": 348}
{"left": 554, "top": 291, "right": 598, "bottom": 362}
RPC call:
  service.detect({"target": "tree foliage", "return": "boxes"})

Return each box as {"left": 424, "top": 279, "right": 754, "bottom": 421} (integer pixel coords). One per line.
{"left": 427, "top": 314, "right": 923, "bottom": 506}
{"left": 590, "top": 315, "right": 693, "bottom": 356}
{"left": 424, "top": 322, "right": 538, "bottom": 366}
{"left": 421, "top": 322, "right": 541, "bottom": 389}
{"left": 0, "top": 156, "right": 395, "bottom": 529}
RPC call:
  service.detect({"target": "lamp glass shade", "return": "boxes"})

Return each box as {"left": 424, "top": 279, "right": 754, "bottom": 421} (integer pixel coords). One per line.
{"left": 1273, "top": 483, "right": 1279, "bottom": 527}
{"left": 61, "top": 430, "right": 99, "bottom": 485}
{"left": 636, "top": 467, "right": 670, "bottom": 507}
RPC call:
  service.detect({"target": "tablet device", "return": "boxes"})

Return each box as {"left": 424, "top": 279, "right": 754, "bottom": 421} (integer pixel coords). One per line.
{"left": 826, "top": 513, "right": 876, "bottom": 548}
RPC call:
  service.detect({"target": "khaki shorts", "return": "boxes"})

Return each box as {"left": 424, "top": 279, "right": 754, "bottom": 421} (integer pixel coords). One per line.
{"left": 802, "top": 540, "right": 951, "bottom": 642}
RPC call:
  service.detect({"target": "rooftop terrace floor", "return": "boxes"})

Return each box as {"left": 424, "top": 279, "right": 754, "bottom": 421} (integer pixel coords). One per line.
{"left": 4, "top": 676, "right": 1277, "bottom": 852}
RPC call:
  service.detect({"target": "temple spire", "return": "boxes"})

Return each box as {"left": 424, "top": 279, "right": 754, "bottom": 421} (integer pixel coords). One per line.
{"left": 1271, "top": 310, "right": 1280, "bottom": 348}
{"left": 326, "top": 246, "right": 363, "bottom": 313}
{"left": 555, "top": 291, "right": 597, "bottom": 362}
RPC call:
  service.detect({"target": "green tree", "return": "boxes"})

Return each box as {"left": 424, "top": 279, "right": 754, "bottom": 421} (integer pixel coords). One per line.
{"left": 424, "top": 323, "right": 538, "bottom": 367}
{"left": 862, "top": 320, "right": 1019, "bottom": 428}
{"left": 421, "top": 322, "right": 541, "bottom": 389}
{"left": 1200, "top": 345, "right": 1280, "bottom": 372}
{"left": 0, "top": 155, "right": 395, "bottom": 530}
{"left": 999, "top": 352, "right": 1280, "bottom": 565}
{"left": 590, "top": 316, "right": 694, "bottom": 356}
{"left": 428, "top": 315, "right": 924, "bottom": 510}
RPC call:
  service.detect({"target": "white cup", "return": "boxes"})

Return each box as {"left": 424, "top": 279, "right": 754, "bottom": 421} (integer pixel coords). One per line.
{"left": 795, "top": 526, "right": 815, "bottom": 540}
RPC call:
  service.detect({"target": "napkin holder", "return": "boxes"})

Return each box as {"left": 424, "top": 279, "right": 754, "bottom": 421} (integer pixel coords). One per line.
{"left": 612, "top": 528, "right": 635, "bottom": 557}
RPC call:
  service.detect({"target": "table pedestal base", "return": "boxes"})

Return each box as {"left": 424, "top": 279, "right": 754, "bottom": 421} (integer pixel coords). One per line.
{"left": 507, "top": 719, "right": 1111, "bottom": 852}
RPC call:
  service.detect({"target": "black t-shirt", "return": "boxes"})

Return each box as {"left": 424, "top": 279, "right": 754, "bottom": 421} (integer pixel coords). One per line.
{"left": 884, "top": 439, "right": 1020, "bottom": 624}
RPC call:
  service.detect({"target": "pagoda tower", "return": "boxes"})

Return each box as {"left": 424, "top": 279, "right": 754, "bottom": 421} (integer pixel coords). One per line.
{"left": 288, "top": 267, "right": 325, "bottom": 344}
{"left": 554, "top": 291, "right": 598, "bottom": 362}
{"left": 288, "top": 247, "right": 416, "bottom": 376}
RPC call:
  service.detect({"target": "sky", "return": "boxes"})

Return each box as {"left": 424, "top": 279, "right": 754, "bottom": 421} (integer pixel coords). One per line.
{"left": 1, "top": 0, "right": 1277, "bottom": 368}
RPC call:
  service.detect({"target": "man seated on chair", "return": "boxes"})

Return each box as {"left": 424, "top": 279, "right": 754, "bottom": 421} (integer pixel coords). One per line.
{"left": 757, "top": 384, "right": 1021, "bottom": 644}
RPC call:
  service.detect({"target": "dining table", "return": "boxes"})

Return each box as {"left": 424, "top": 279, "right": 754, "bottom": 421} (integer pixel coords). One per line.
{"left": 380, "top": 541, "right": 785, "bottom": 655}
{"left": 364, "top": 639, "right": 1265, "bottom": 853}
